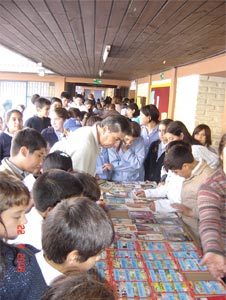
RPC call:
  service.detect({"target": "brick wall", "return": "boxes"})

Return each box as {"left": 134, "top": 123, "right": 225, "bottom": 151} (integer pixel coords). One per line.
{"left": 195, "top": 75, "right": 226, "bottom": 148}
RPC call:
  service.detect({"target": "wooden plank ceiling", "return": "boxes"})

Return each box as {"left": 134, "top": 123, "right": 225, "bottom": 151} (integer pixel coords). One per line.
{"left": 0, "top": 0, "right": 225, "bottom": 80}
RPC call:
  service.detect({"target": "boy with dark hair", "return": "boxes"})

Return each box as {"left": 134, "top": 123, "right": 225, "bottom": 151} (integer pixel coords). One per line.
{"left": 25, "top": 97, "right": 51, "bottom": 132}
{"left": 37, "top": 197, "right": 114, "bottom": 284}
{"left": 164, "top": 143, "right": 214, "bottom": 238}
{"left": 0, "top": 128, "right": 47, "bottom": 180}
{"left": 42, "top": 272, "right": 115, "bottom": 300}
{"left": 42, "top": 151, "right": 73, "bottom": 172}
{"left": 61, "top": 91, "right": 71, "bottom": 109}
{"left": 15, "top": 169, "right": 83, "bottom": 249}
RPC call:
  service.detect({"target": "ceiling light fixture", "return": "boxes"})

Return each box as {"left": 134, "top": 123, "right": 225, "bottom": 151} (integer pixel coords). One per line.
{"left": 99, "top": 69, "right": 103, "bottom": 77}
{"left": 102, "top": 45, "right": 111, "bottom": 63}
{"left": 37, "top": 62, "right": 45, "bottom": 77}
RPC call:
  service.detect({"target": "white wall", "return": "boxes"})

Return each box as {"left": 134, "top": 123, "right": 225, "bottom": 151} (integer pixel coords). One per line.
{"left": 174, "top": 75, "right": 200, "bottom": 133}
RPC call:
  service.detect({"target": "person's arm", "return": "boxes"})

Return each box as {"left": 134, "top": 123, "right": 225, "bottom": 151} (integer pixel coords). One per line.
{"left": 192, "top": 145, "right": 219, "bottom": 169}
{"left": 198, "top": 181, "right": 226, "bottom": 279}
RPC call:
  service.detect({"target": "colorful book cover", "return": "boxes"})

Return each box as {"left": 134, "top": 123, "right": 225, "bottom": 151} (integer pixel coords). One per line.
{"left": 136, "top": 232, "right": 165, "bottom": 241}
{"left": 116, "top": 281, "right": 151, "bottom": 298}
{"left": 112, "top": 257, "right": 144, "bottom": 269}
{"left": 145, "top": 259, "right": 178, "bottom": 270}
{"left": 141, "top": 251, "right": 172, "bottom": 260}
{"left": 108, "top": 250, "right": 140, "bottom": 259}
{"left": 112, "top": 269, "right": 147, "bottom": 281}
{"left": 148, "top": 269, "right": 184, "bottom": 282}
{"left": 176, "top": 258, "right": 208, "bottom": 272}
{"left": 190, "top": 281, "right": 226, "bottom": 295}
{"left": 152, "top": 282, "right": 189, "bottom": 293}
{"left": 155, "top": 292, "right": 192, "bottom": 299}
{"left": 139, "top": 241, "right": 167, "bottom": 251}
{"left": 172, "top": 251, "right": 200, "bottom": 259}
{"left": 168, "top": 242, "right": 197, "bottom": 252}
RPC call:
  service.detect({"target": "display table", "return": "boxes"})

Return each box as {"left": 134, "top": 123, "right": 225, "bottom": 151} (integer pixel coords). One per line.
{"left": 95, "top": 181, "right": 226, "bottom": 300}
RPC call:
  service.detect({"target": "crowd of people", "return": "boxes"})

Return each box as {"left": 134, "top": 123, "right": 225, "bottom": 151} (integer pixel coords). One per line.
{"left": 0, "top": 92, "right": 225, "bottom": 299}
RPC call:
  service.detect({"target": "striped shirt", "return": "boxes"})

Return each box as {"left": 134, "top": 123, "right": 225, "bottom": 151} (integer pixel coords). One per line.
{"left": 198, "top": 168, "right": 226, "bottom": 256}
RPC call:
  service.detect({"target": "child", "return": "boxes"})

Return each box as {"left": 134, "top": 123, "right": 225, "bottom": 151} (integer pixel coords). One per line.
{"left": 42, "top": 272, "right": 115, "bottom": 300}
{"left": 14, "top": 169, "right": 83, "bottom": 250}
{"left": 0, "top": 109, "right": 23, "bottom": 163}
{"left": 42, "top": 151, "right": 73, "bottom": 172}
{"left": 164, "top": 142, "right": 214, "bottom": 238}
{"left": 0, "top": 128, "right": 47, "bottom": 182}
{"left": 108, "top": 121, "right": 145, "bottom": 182}
{"left": 41, "top": 107, "right": 68, "bottom": 148}
{"left": 36, "top": 197, "right": 114, "bottom": 284}
{"left": 0, "top": 172, "right": 47, "bottom": 299}
{"left": 73, "top": 171, "right": 101, "bottom": 201}
{"left": 25, "top": 97, "right": 51, "bottom": 132}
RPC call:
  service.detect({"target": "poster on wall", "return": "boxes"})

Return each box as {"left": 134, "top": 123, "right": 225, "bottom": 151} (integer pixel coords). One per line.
{"left": 150, "top": 86, "right": 170, "bottom": 120}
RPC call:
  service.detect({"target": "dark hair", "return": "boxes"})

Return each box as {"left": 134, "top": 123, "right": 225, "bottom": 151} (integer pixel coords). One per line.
{"left": 41, "top": 273, "right": 115, "bottom": 300}
{"left": 140, "top": 104, "right": 159, "bottom": 123}
{"left": 159, "top": 118, "right": 173, "bottom": 128}
{"left": 128, "top": 103, "right": 140, "bottom": 118}
{"left": 5, "top": 109, "right": 22, "bottom": 123}
{"left": 32, "top": 169, "right": 83, "bottom": 212}
{"left": 192, "top": 124, "right": 212, "bottom": 147}
{"left": 31, "top": 94, "right": 40, "bottom": 105}
{"left": 51, "top": 97, "right": 62, "bottom": 106}
{"left": 68, "top": 108, "right": 81, "bottom": 119}
{"left": 61, "top": 91, "right": 70, "bottom": 99}
{"left": 35, "top": 97, "right": 51, "bottom": 109}
{"left": 84, "top": 115, "right": 102, "bottom": 127}
{"left": 164, "top": 143, "right": 194, "bottom": 170}
{"left": 129, "top": 121, "right": 141, "bottom": 138}
{"left": 73, "top": 171, "right": 101, "bottom": 201}
{"left": 219, "top": 133, "right": 226, "bottom": 164}
{"left": 42, "top": 197, "right": 114, "bottom": 264}
{"left": 11, "top": 128, "right": 47, "bottom": 156}
{"left": 53, "top": 107, "right": 68, "bottom": 120}
{"left": 166, "top": 121, "right": 200, "bottom": 145}
{"left": 100, "top": 115, "right": 131, "bottom": 135}
{"left": 42, "top": 151, "right": 72, "bottom": 172}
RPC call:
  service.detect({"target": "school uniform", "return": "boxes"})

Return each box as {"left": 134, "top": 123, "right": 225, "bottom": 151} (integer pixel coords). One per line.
{"left": 191, "top": 144, "right": 219, "bottom": 169}
{"left": 144, "top": 171, "right": 184, "bottom": 213}
{"left": 108, "top": 136, "right": 145, "bottom": 182}
{"left": 144, "top": 140, "right": 166, "bottom": 183}
{"left": 0, "top": 131, "right": 12, "bottom": 163}
{"left": 96, "top": 148, "right": 111, "bottom": 180}
{"left": 0, "top": 241, "right": 47, "bottom": 300}
{"left": 41, "top": 127, "right": 64, "bottom": 148}
{"left": 141, "top": 125, "right": 159, "bottom": 156}
{"left": 25, "top": 115, "right": 51, "bottom": 133}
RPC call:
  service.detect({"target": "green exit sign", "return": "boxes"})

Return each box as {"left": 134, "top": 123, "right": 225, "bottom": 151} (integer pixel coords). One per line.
{"left": 93, "top": 79, "right": 102, "bottom": 84}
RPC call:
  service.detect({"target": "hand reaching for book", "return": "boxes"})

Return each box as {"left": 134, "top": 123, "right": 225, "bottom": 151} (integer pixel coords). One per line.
{"left": 201, "top": 252, "right": 226, "bottom": 280}
{"left": 171, "top": 203, "right": 193, "bottom": 217}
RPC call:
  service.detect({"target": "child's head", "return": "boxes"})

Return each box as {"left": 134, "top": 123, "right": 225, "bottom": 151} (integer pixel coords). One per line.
{"left": 73, "top": 171, "right": 101, "bottom": 201}
{"left": 158, "top": 118, "right": 173, "bottom": 143}
{"left": 42, "top": 273, "right": 115, "bottom": 300}
{"left": 140, "top": 104, "right": 159, "bottom": 126}
{"left": 164, "top": 142, "right": 194, "bottom": 178}
{"left": 50, "top": 107, "right": 68, "bottom": 132}
{"left": 32, "top": 169, "right": 83, "bottom": 217}
{"left": 0, "top": 172, "right": 30, "bottom": 239}
{"left": 51, "top": 97, "right": 62, "bottom": 110}
{"left": 10, "top": 128, "right": 47, "bottom": 173}
{"left": 35, "top": 97, "right": 51, "bottom": 117}
{"left": 127, "top": 102, "right": 140, "bottom": 119}
{"left": 123, "top": 121, "right": 141, "bottom": 147}
{"left": 42, "top": 197, "right": 114, "bottom": 271}
{"left": 192, "top": 124, "right": 212, "bottom": 147}
{"left": 5, "top": 109, "right": 23, "bottom": 134}
{"left": 42, "top": 151, "right": 73, "bottom": 172}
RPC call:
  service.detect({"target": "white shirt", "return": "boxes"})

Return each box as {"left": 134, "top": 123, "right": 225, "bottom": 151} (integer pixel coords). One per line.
{"left": 51, "top": 125, "right": 100, "bottom": 175}
{"left": 35, "top": 250, "right": 62, "bottom": 285}
{"left": 14, "top": 207, "right": 42, "bottom": 250}
{"left": 144, "top": 171, "right": 184, "bottom": 213}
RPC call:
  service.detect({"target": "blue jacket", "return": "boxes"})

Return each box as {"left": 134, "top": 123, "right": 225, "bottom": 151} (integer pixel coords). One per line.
{"left": 108, "top": 136, "right": 145, "bottom": 182}
{"left": 0, "top": 241, "right": 48, "bottom": 300}
{"left": 0, "top": 132, "right": 12, "bottom": 163}
{"left": 41, "top": 127, "right": 59, "bottom": 148}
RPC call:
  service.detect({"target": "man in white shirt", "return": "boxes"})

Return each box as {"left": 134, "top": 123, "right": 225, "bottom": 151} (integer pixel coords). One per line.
{"left": 51, "top": 115, "right": 131, "bottom": 176}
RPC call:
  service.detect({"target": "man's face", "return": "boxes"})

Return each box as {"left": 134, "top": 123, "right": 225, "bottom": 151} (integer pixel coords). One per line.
{"left": 99, "top": 126, "right": 125, "bottom": 148}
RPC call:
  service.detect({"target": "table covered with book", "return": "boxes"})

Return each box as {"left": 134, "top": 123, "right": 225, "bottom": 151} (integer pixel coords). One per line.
{"left": 95, "top": 181, "right": 226, "bottom": 300}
